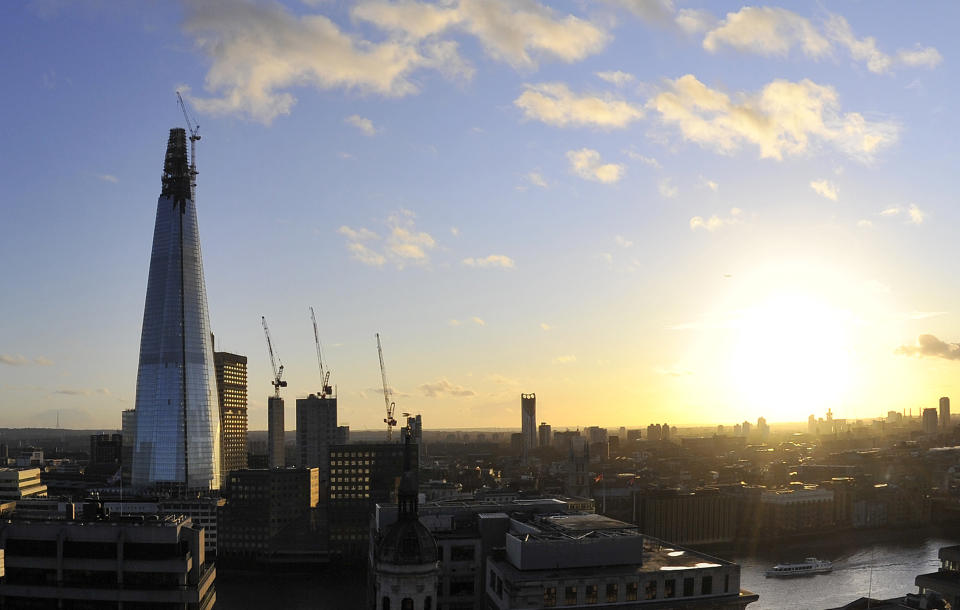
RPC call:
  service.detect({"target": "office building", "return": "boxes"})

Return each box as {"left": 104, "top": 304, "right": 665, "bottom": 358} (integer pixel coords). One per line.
{"left": 132, "top": 128, "right": 220, "bottom": 493}
{"left": 923, "top": 408, "right": 939, "bottom": 435}
{"left": 121, "top": 408, "right": 136, "bottom": 482}
{"left": 486, "top": 514, "right": 757, "bottom": 609}
{"left": 296, "top": 392, "right": 339, "bottom": 485}
{"left": 0, "top": 514, "right": 216, "bottom": 609}
{"left": 219, "top": 467, "right": 320, "bottom": 559}
{"left": 538, "top": 423, "right": 552, "bottom": 448}
{"left": 89, "top": 433, "right": 122, "bottom": 465}
{"left": 521, "top": 393, "right": 537, "bottom": 461}
{"left": 103, "top": 496, "right": 226, "bottom": 558}
{"left": 0, "top": 468, "right": 47, "bottom": 500}
{"left": 214, "top": 351, "right": 248, "bottom": 484}
{"left": 941, "top": 397, "right": 951, "bottom": 431}
{"left": 407, "top": 413, "right": 423, "bottom": 460}
{"left": 268, "top": 395, "right": 285, "bottom": 468}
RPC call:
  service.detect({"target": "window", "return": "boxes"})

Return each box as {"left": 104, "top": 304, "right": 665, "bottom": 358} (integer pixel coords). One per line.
{"left": 644, "top": 581, "right": 657, "bottom": 600}
{"left": 382, "top": 597, "right": 390, "bottom": 610}
{"left": 627, "top": 582, "right": 638, "bottom": 601}
{"left": 451, "top": 545, "right": 475, "bottom": 561}
{"left": 543, "top": 586, "right": 557, "bottom": 607}
{"left": 683, "top": 578, "right": 694, "bottom": 597}
{"left": 585, "top": 584, "right": 597, "bottom": 604}
{"left": 724, "top": 574, "right": 730, "bottom": 593}
{"left": 664, "top": 579, "right": 675, "bottom": 599}
{"left": 701, "top": 575, "right": 712, "bottom": 595}
{"left": 489, "top": 569, "right": 496, "bottom": 587}
{"left": 402, "top": 599, "right": 413, "bottom": 610}
{"left": 564, "top": 586, "right": 577, "bottom": 605}
{"left": 424, "top": 597, "right": 431, "bottom": 610}
{"left": 606, "top": 583, "right": 618, "bottom": 602}
{"left": 436, "top": 546, "right": 443, "bottom": 561}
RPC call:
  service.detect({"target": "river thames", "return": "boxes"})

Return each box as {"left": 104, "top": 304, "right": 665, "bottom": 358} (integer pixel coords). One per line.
{"left": 216, "top": 530, "right": 957, "bottom": 609}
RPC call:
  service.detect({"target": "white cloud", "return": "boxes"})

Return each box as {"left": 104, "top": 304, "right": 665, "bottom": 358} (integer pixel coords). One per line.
{"left": 352, "top": 0, "right": 463, "bottom": 39}
{"left": 419, "top": 378, "right": 476, "bottom": 398}
{"left": 33, "top": 356, "right": 54, "bottom": 366}
{"left": 624, "top": 149, "right": 661, "bottom": 168}
{"left": 553, "top": 354, "right": 576, "bottom": 364}
{"left": 690, "top": 208, "right": 743, "bottom": 232}
{"left": 658, "top": 177, "right": 678, "bottom": 198}
{"left": 345, "top": 114, "right": 377, "bottom": 136}
{"left": 809, "top": 179, "right": 838, "bottom": 201}
{"left": 450, "top": 226, "right": 460, "bottom": 236}
{"left": 347, "top": 242, "right": 386, "bottom": 266}
{"left": 540, "top": 323, "right": 552, "bottom": 331}
{"left": 0, "top": 355, "right": 53, "bottom": 366}
{"left": 675, "top": 8, "right": 717, "bottom": 35}
{"left": 880, "top": 206, "right": 901, "bottom": 217}
{"left": 337, "top": 225, "right": 379, "bottom": 241}
{"left": 824, "top": 15, "right": 891, "bottom": 74}
{"left": 606, "top": 0, "right": 675, "bottom": 24}
{"left": 527, "top": 172, "right": 548, "bottom": 188}
{"left": 448, "top": 319, "right": 462, "bottom": 326}
{"left": 595, "top": 70, "right": 635, "bottom": 87}
{"left": 515, "top": 83, "right": 644, "bottom": 129}
{"left": 648, "top": 74, "right": 898, "bottom": 162}
{"left": 600, "top": 252, "right": 613, "bottom": 264}
{"left": 857, "top": 219, "right": 873, "bottom": 229}
{"left": 906, "top": 311, "right": 947, "bottom": 320}
{"left": 567, "top": 148, "right": 624, "bottom": 183}
{"left": 614, "top": 235, "right": 633, "bottom": 248}
{"left": 908, "top": 204, "right": 926, "bottom": 225}
{"left": 462, "top": 254, "right": 516, "bottom": 269}
{"left": 702, "top": 178, "right": 718, "bottom": 192}
{"left": 471, "top": 316, "right": 485, "bottom": 326}
{"left": 338, "top": 210, "right": 436, "bottom": 268}
{"left": 897, "top": 45, "right": 943, "bottom": 69}
{"left": 703, "top": 7, "right": 829, "bottom": 58}
{"left": 97, "top": 174, "right": 119, "bottom": 184}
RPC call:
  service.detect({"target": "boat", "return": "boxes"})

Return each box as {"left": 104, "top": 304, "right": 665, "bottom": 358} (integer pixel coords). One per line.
{"left": 765, "top": 557, "right": 833, "bottom": 578}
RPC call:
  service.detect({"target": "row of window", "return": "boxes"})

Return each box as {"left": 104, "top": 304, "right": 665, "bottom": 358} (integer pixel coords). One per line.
{"left": 538, "top": 574, "right": 725, "bottom": 606}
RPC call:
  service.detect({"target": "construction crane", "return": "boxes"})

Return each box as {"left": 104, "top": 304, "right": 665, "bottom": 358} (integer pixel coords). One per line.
{"left": 262, "top": 316, "right": 287, "bottom": 398}
{"left": 176, "top": 91, "right": 201, "bottom": 198}
{"left": 309, "top": 307, "right": 332, "bottom": 397}
{"left": 376, "top": 333, "right": 397, "bottom": 441}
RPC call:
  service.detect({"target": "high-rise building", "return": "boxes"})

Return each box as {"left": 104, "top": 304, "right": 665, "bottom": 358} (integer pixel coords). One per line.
{"left": 538, "top": 422, "right": 552, "bottom": 448}
{"left": 923, "top": 408, "right": 939, "bottom": 435}
{"left": 521, "top": 393, "right": 536, "bottom": 460}
{"left": 132, "top": 128, "right": 220, "bottom": 492}
{"left": 214, "top": 351, "right": 248, "bottom": 484}
{"left": 268, "top": 396, "right": 285, "bottom": 468}
{"left": 89, "top": 433, "right": 122, "bottom": 465}
{"left": 121, "top": 409, "right": 136, "bottom": 482}
{"left": 296, "top": 393, "right": 338, "bottom": 485}
{"left": 941, "top": 397, "right": 951, "bottom": 431}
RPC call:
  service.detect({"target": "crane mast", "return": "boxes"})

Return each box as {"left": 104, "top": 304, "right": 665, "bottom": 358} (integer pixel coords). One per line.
{"left": 310, "top": 307, "right": 332, "bottom": 397}
{"left": 376, "top": 333, "right": 397, "bottom": 441}
{"left": 176, "top": 91, "right": 201, "bottom": 200}
{"left": 262, "top": 316, "right": 287, "bottom": 398}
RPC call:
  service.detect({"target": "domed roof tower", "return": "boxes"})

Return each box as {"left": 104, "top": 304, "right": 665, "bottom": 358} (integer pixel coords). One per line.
{"left": 373, "top": 432, "right": 438, "bottom": 610}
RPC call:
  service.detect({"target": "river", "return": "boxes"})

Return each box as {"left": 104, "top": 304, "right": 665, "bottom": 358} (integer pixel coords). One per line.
{"left": 215, "top": 531, "right": 957, "bottom": 609}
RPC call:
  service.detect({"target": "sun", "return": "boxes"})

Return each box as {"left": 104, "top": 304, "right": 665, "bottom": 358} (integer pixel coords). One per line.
{"left": 728, "top": 292, "right": 853, "bottom": 422}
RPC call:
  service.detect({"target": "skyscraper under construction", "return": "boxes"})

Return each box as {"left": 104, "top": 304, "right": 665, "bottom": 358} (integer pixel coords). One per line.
{"left": 132, "top": 128, "right": 220, "bottom": 492}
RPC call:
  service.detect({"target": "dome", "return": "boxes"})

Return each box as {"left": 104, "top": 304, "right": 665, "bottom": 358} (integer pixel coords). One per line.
{"left": 378, "top": 518, "right": 438, "bottom": 566}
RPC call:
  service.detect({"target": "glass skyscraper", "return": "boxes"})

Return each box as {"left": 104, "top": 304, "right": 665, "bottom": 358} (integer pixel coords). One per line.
{"left": 132, "top": 128, "right": 220, "bottom": 492}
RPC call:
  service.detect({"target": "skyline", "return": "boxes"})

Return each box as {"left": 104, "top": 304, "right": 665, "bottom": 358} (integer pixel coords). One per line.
{"left": 3, "top": 1, "right": 960, "bottom": 430}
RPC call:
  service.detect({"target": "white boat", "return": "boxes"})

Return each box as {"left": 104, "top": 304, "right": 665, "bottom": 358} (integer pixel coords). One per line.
{"left": 765, "top": 557, "right": 833, "bottom": 578}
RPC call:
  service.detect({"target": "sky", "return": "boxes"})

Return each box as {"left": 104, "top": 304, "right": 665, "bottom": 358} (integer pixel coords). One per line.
{"left": 2, "top": 0, "right": 960, "bottom": 432}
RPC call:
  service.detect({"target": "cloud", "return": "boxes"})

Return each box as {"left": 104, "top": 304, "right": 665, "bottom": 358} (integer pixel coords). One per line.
{"left": 896, "top": 334, "right": 960, "bottom": 361}
{"left": 419, "top": 378, "right": 476, "bottom": 398}
{"left": 567, "top": 148, "right": 624, "bottom": 183}
{"left": 810, "top": 179, "right": 838, "bottom": 201}
{"left": 527, "top": 172, "right": 548, "bottom": 188}
{"left": 658, "top": 177, "right": 678, "bottom": 198}
{"left": 540, "top": 323, "right": 552, "bottom": 331}
{"left": 879, "top": 204, "right": 926, "bottom": 224}
{"left": 595, "top": 70, "right": 635, "bottom": 87}
{"left": 614, "top": 235, "right": 633, "bottom": 248}
{"left": 345, "top": 114, "right": 377, "bottom": 135}
{"left": 654, "top": 366, "right": 692, "bottom": 377}
{"left": 1, "top": 355, "right": 53, "bottom": 367}
{"left": 606, "top": 0, "right": 675, "bottom": 24}
{"left": 690, "top": 208, "right": 743, "bottom": 232}
{"left": 880, "top": 206, "right": 900, "bottom": 217}
{"left": 905, "top": 311, "right": 947, "bottom": 320}
{"left": 863, "top": 279, "right": 891, "bottom": 294}
{"left": 462, "top": 254, "right": 515, "bottom": 269}
{"left": 448, "top": 319, "right": 462, "bottom": 326}
{"left": 701, "top": 177, "right": 719, "bottom": 192}
{"left": 703, "top": 7, "right": 829, "bottom": 58}
{"left": 338, "top": 210, "right": 436, "bottom": 268}
{"left": 648, "top": 74, "right": 898, "bottom": 162}
{"left": 53, "top": 387, "right": 112, "bottom": 397}
{"left": 514, "top": 83, "right": 644, "bottom": 129}
{"left": 824, "top": 15, "right": 890, "bottom": 74}
{"left": 553, "top": 354, "right": 576, "bottom": 364}
{"left": 97, "top": 174, "right": 119, "bottom": 184}
{"left": 857, "top": 219, "right": 873, "bottom": 229}
{"left": 897, "top": 45, "right": 943, "bottom": 69}
{"left": 624, "top": 150, "right": 661, "bottom": 168}
{"left": 675, "top": 8, "right": 717, "bottom": 35}
{"left": 470, "top": 316, "right": 485, "bottom": 326}
{"left": 450, "top": 226, "right": 460, "bottom": 237}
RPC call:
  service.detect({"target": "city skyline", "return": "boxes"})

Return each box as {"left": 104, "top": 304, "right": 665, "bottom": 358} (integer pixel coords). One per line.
{"left": 4, "top": 1, "right": 960, "bottom": 431}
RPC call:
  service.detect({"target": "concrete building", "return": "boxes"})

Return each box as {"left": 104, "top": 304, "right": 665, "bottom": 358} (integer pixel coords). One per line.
{"left": 103, "top": 496, "right": 226, "bottom": 558}
{"left": 89, "top": 433, "right": 122, "bottom": 465}
{"left": 538, "top": 423, "right": 552, "bottom": 448}
{"left": 522, "top": 393, "right": 537, "bottom": 461}
{"left": 296, "top": 392, "right": 339, "bottom": 486}
{"left": 121, "top": 408, "right": 136, "bottom": 483}
{"left": 0, "top": 514, "right": 216, "bottom": 609}
{"left": 759, "top": 487, "right": 835, "bottom": 537}
{"left": 941, "top": 397, "right": 951, "bottom": 431}
{"left": 132, "top": 128, "right": 220, "bottom": 493}
{"left": 923, "top": 408, "right": 939, "bottom": 435}
{"left": 214, "top": 350, "right": 248, "bottom": 485}
{"left": 268, "top": 395, "right": 285, "bottom": 468}
{"left": 0, "top": 468, "right": 47, "bottom": 500}
{"left": 916, "top": 545, "right": 960, "bottom": 608}
{"left": 485, "top": 513, "right": 757, "bottom": 609}
{"left": 219, "top": 467, "right": 320, "bottom": 560}
{"left": 635, "top": 488, "right": 738, "bottom": 546}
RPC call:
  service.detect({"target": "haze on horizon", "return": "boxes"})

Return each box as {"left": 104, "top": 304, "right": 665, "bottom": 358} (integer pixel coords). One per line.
{"left": 2, "top": 0, "right": 960, "bottom": 432}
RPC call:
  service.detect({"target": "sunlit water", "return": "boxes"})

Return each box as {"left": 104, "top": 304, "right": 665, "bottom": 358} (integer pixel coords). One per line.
{"left": 216, "top": 533, "right": 958, "bottom": 609}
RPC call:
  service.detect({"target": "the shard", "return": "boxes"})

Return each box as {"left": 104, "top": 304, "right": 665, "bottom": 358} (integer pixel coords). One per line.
{"left": 132, "top": 128, "right": 220, "bottom": 492}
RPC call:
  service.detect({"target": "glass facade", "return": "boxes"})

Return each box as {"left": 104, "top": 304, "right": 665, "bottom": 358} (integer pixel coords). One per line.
{"left": 132, "top": 128, "right": 220, "bottom": 492}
